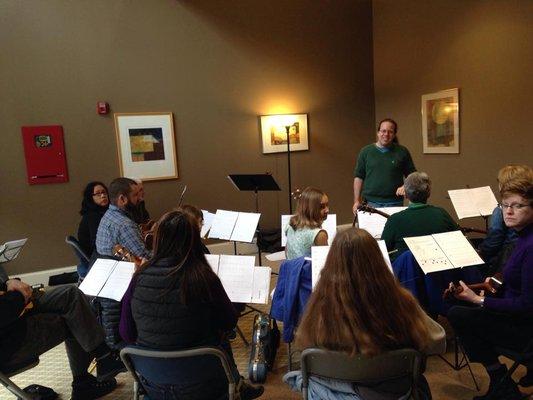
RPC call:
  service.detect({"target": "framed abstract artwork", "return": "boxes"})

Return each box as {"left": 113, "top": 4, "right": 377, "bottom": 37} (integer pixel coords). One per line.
{"left": 114, "top": 112, "right": 178, "bottom": 180}
{"left": 259, "top": 113, "right": 309, "bottom": 154}
{"left": 421, "top": 88, "right": 459, "bottom": 154}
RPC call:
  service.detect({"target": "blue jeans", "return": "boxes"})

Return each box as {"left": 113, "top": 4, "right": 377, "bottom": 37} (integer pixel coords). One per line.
{"left": 134, "top": 341, "right": 239, "bottom": 400}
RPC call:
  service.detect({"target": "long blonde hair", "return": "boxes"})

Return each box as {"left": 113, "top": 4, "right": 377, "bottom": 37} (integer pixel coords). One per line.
{"left": 296, "top": 228, "right": 430, "bottom": 356}
{"left": 289, "top": 187, "right": 326, "bottom": 229}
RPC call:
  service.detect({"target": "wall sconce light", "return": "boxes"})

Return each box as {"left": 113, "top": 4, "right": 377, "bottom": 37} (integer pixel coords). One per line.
{"left": 259, "top": 113, "right": 309, "bottom": 212}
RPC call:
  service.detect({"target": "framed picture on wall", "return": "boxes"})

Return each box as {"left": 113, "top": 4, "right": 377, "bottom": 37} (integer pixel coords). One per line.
{"left": 114, "top": 112, "right": 178, "bottom": 180}
{"left": 421, "top": 88, "right": 459, "bottom": 154}
{"left": 259, "top": 113, "right": 309, "bottom": 154}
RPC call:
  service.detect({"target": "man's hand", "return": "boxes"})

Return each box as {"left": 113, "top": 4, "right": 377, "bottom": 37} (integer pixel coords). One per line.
{"left": 396, "top": 185, "right": 406, "bottom": 196}
{"left": 6, "top": 279, "right": 32, "bottom": 303}
{"left": 352, "top": 200, "right": 361, "bottom": 215}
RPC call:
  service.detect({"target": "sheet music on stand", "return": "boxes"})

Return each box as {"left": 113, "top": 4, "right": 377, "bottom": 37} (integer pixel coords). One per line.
{"left": 377, "top": 240, "right": 393, "bottom": 272}
{"left": 448, "top": 186, "right": 498, "bottom": 219}
{"left": 0, "top": 238, "right": 28, "bottom": 263}
{"left": 200, "top": 209, "right": 215, "bottom": 238}
{"left": 208, "top": 209, "right": 261, "bottom": 243}
{"left": 78, "top": 258, "right": 135, "bottom": 302}
{"left": 404, "top": 230, "right": 484, "bottom": 274}
{"left": 311, "top": 240, "right": 392, "bottom": 289}
{"left": 357, "top": 207, "right": 406, "bottom": 238}
{"left": 281, "top": 214, "right": 337, "bottom": 247}
{"left": 204, "top": 254, "right": 271, "bottom": 304}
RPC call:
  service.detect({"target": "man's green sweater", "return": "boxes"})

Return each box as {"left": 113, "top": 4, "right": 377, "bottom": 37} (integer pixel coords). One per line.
{"left": 354, "top": 143, "right": 416, "bottom": 203}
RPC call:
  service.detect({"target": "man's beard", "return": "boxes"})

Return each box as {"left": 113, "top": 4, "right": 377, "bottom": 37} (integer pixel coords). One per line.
{"left": 124, "top": 201, "right": 138, "bottom": 220}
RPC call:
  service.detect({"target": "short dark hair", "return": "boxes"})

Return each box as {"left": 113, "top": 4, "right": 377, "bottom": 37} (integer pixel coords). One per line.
{"left": 109, "top": 177, "right": 137, "bottom": 204}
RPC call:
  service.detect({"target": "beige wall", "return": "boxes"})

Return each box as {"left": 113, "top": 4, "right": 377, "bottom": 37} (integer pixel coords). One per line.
{"left": 373, "top": 0, "right": 533, "bottom": 223}
{"left": 0, "top": 1, "right": 374, "bottom": 274}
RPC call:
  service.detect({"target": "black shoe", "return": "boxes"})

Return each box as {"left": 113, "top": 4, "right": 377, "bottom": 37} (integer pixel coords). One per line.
{"left": 96, "top": 351, "right": 127, "bottom": 382}
{"left": 518, "top": 370, "right": 533, "bottom": 387}
{"left": 71, "top": 375, "right": 117, "bottom": 400}
{"left": 240, "top": 380, "right": 264, "bottom": 400}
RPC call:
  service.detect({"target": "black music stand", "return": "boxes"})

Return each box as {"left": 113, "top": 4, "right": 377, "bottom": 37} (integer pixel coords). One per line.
{"left": 228, "top": 174, "right": 281, "bottom": 258}
{"left": 226, "top": 174, "right": 281, "bottom": 344}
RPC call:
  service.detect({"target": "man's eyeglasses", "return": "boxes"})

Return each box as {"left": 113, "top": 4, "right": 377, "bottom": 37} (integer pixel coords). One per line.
{"left": 498, "top": 203, "right": 530, "bottom": 211}
{"left": 92, "top": 192, "right": 108, "bottom": 197}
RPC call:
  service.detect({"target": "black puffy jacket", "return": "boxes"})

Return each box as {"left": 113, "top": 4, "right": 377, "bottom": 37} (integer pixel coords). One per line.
{"left": 132, "top": 258, "right": 238, "bottom": 350}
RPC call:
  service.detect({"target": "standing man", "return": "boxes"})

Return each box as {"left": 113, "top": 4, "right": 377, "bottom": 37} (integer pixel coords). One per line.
{"left": 96, "top": 177, "right": 150, "bottom": 259}
{"left": 353, "top": 118, "right": 416, "bottom": 213}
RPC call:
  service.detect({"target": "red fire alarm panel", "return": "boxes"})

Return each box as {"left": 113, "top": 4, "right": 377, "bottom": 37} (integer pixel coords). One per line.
{"left": 21, "top": 125, "right": 69, "bottom": 185}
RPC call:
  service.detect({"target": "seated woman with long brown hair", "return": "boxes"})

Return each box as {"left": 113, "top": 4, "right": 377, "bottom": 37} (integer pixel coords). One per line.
{"left": 285, "top": 228, "right": 445, "bottom": 399}
{"left": 126, "top": 210, "right": 263, "bottom": 400}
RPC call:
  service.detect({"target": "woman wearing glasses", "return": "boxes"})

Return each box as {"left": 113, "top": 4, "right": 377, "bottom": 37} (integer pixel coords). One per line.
{"left": 77, "top": 181, "right": 109, "bottom": 277}
{"left": 448, "top": 178, "right": 533, "bottom": 400}
{"left": 478, "top": 164, "right": 533, "bottom": 275}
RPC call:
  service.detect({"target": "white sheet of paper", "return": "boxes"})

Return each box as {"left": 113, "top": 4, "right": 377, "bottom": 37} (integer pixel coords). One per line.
{"left": 208, "top": 210, "right": 239, "bottom": 240}
{"left": 357, "top": 211, "right": 387, "bottom": 238}
{"left": 0, "top": 238, "right": 28, "bottom": 263}
{"left": 230, "top": 212, "right": 261, "bottom": 243}
{"left": 311, "top": 246, "right": 330, "bottom": 289}
{"left": 433, "top": 230, "right": 485, "bottom": 268}
{"left": 98, "top": 261, "right": 135, "bottom": 301}
{"left": 265, "top": 251, "right": 286, "bottom": 261}
{"left": 219, "top": 254, "right": 256, "bottom": 268}
{"left": 322, "top": 214, "right": 337, "bottom": 245}
{"left": 403, "top": 235, "right": 454, "bottom": 274}
{"left": 200, "top": 210, "right": 215, "bottom": 238}
{"left": 377, "top": 240, "right": 393, "bottom": 272}
{"left": 448, "top": 188, "right": 482, "bottom": 219}
{"left": 205, "top": 254, "right": 221, "bottom": 274}
{"left": 471, "top": 186, "right": 498, "bottom": 217}
{"left": 218, "top": 263, "right": 254, "bottom": 303}
{"left": 79, "top": 259, "right": 119, "bottom": 297}
{"left": 251, "top": 266, "right": 272, "bottom": 304}
{"left": 280, "top": 215, "right": 293, "bottom": 247}
{"left": 357, "top": 207, "right": 406, "bottom": 238}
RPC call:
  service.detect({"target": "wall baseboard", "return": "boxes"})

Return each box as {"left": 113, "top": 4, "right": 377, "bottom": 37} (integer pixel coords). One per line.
{"left": 11, "top": 223, "right": 352, "bottom": 286}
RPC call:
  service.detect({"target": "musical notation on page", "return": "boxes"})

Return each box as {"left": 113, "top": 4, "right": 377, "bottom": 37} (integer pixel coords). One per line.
{"left": 208, "top": 210, "right": 261, "bottom": 243}
{"left": 79, "top": 258, "right": 135, "bottom": 301}
{"left": 404, "top": 230, "right": 484, "bottom": 274}
{"left": 448, "top": 186, "right": 498, "bottom": 219}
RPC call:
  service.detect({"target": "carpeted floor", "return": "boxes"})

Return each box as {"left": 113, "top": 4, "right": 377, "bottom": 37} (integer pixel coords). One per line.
{"left": 2, "top": 255, "right": 532, "bottom": 399}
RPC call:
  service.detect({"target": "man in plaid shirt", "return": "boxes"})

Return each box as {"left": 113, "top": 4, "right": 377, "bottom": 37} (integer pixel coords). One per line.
{"left": 96, "top": 177, "right": 150, "bottom": 259}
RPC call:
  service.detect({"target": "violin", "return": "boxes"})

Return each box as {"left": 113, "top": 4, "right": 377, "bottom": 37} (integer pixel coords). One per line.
{"left": 442, "top": 273, "right": 503, "bottom": 300}
{"left": 112, "top": 244, "right": 143, "bottom": 268}
{"left": 357, "top": 203, "right": 391, "bottom": 219}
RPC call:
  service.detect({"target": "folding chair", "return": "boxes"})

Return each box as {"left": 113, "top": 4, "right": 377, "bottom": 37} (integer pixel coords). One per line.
{"left": 300, "top": 348, "right": 424, "bottom": 400}
{"left": 0, "top": 358, "right": 39, "bottom": 400}
{"left": 65, "top": 235, "right": 90, "bottom": 265}
{"left": 120, "top": 346, "right": 236, "bottom": 400}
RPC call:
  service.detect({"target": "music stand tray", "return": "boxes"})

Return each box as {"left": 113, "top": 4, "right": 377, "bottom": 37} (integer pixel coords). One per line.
{"left": 227, "top": 174, "right": 281, "bottom": 193}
